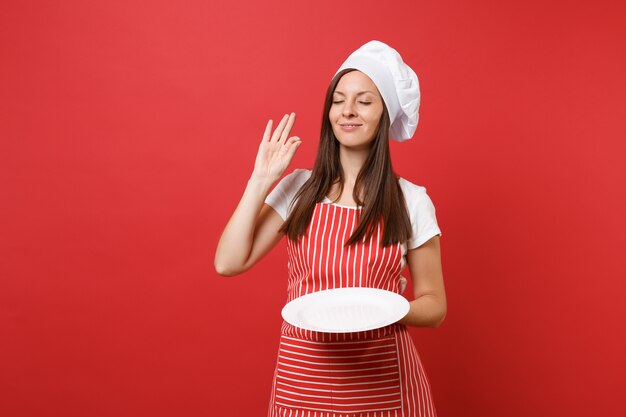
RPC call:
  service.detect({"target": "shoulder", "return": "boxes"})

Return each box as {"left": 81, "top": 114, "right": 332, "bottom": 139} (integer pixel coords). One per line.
{"left": 398, "top": 175, "right": 442, "bottom": 249}
{"left": 398, "top": 176, "right": 429, "bottom": 206}
{"left": 293, "top": 167, "right": 312, "bottom": 180}
{"left": 265, "top": 168, "right": 312, "bottom": 221}
{"left": 282, "top": 168, "right": 312, "bottom": 187}
{"left": 271, "top": 167, "right": 312, "bottom": 196}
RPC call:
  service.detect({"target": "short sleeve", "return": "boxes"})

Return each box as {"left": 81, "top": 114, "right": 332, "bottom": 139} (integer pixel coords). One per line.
{"left": 264, "top": 168, "right": 311, "bottom": 221}
{"left": 400, "top": 179, "right": 443, "bottom": 249}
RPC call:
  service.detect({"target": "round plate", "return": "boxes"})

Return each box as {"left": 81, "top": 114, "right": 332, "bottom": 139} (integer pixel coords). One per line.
{"left": 281, "top": 287, "right": 410, "bottom": 333}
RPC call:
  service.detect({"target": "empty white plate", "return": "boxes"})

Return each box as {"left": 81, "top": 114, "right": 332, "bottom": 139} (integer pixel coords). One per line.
{"left": 281, "top": 287, "right": 410, "bottom": 333}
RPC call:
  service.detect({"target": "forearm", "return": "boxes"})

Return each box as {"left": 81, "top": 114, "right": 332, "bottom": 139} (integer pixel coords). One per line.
{"left": 214, "top": 175, "right": 274, "bottom": 275}
{"left": 396, "top": 294, "right": 446, "bottom": 328}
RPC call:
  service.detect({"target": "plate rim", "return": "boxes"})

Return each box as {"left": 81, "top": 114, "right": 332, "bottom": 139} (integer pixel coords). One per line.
{"left": 281, "top": 287, "right": 409, "bottom": 333}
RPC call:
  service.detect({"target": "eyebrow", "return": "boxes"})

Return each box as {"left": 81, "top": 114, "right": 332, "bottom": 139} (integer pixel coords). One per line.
{"left": 333, "top": 91, "right": 375, "bottom": 96}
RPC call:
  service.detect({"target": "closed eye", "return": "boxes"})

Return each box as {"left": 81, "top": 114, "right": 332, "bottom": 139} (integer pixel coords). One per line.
{"left": 332, "top": 101, "right": 371, "bottom": 105}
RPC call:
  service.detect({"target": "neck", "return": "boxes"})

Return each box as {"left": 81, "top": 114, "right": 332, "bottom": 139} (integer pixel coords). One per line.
{"left": 338, "top": 144, "right": 370, "bottom": 184}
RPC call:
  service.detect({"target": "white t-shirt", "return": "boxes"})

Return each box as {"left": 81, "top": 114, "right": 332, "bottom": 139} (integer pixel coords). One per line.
{"left": 264, "top": 168, "right": 442, "bottom": 250}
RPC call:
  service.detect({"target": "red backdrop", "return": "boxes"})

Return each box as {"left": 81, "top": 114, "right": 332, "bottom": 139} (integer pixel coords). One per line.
{"left": 1, "top": 1, "right": 625, "bottom": 416}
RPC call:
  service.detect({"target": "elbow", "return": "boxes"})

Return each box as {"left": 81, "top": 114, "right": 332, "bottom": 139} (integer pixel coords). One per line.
{"left": 215, "top": 264, "right": 234, "bottom": 277}
{"left": 214, "top": 260, "right": 227, "bottom": 276}
{"left": 213, "top": 247, "right": 242, "bottom": 276}
{"left": 432, "top": 309, "right": 447, "bottom": 328}
{"left": 214, "top": 259, "right": 240, "bottom": 277}
{"left": 214, "top": 258, "right": 248, "bottom": 277}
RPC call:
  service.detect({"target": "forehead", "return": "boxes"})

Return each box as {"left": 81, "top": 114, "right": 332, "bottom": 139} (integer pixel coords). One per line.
{"left": 333, "top": 70, "right": 379, "bottom": 97}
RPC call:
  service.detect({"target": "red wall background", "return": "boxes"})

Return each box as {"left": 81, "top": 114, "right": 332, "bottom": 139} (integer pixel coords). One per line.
{"left": 1, "top": 1, "right": 625, "bottom": 416}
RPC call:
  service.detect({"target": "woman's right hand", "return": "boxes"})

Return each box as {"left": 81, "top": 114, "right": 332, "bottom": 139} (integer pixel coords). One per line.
{"left": 252, "top": 112, "right": 302, "bottom": 184}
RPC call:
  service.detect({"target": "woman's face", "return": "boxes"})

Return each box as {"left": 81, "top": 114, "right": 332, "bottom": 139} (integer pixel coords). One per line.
{"left": 329, "top": 70, "right": 384, "bottom": 149}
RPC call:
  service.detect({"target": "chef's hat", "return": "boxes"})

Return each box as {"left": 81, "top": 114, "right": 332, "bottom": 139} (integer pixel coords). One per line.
{"left": 333, "top": 40, "right": 421, "bottom": 142}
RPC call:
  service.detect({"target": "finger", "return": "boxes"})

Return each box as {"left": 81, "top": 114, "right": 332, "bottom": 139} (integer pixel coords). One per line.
{"left": 284, "top": 136, "right": 301, "bottom": 152}
{"left": 263, "top": 119, "right": 273, "bottom": 142}
{"left": 279, "top": 112, "right": 296, "bottom": 145}
{"left": 271, "top": 114, "right": 290, "bottom": 143}
{"left": 285, "top": 136, "right": 302, "bottom": 159}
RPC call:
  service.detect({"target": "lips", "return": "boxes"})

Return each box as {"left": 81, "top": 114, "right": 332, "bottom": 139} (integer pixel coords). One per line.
{"left": 339, "top": 123, "right": 362, "bottom": 126}
{"left": 339, "top": 124, "right": 361, "bottom": 132}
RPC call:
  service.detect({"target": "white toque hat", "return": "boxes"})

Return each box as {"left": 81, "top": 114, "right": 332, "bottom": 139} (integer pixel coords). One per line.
{"left": 333, "top": 40, "right": 421, "bottom": 142}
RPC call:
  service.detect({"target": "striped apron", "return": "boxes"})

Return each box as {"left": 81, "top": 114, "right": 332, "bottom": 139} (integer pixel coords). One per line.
{"left": 268, "top": 201, "right": 439, "bottom": 417}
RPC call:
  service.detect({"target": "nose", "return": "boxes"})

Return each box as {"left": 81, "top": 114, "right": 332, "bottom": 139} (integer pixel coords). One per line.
{"left": 341, "top": 100, "right": 356, "bottom": 117}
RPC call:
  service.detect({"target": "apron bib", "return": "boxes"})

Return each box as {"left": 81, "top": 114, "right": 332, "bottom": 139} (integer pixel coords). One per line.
{"left": 272, "top": 201, "right": 409, "bottom": 415}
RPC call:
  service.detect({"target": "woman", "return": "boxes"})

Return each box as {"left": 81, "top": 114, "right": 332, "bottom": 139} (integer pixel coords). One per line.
{"left": 215, "top": 40, "right": 446, "bottom": 417}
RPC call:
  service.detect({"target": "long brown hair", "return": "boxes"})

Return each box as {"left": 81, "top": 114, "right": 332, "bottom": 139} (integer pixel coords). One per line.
{"left": 279, "top": 68, "right": 413, "bottom": 248}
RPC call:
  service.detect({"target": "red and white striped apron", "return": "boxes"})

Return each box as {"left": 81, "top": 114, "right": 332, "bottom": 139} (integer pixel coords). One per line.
{"left": 268, "top": 201, "right": 439, "bottom": 417}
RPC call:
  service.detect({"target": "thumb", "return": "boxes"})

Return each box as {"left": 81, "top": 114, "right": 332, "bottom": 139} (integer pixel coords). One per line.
{"left": 286, "top": 137, "right": 302, "bottom": 159}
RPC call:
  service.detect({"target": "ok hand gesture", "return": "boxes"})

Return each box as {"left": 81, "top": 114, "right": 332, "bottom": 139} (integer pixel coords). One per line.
{"left": 252, "top": 112, "right": 302, "bottom": 184}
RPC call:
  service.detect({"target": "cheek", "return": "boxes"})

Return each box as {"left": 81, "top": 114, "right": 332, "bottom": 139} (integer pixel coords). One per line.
{"left": 363, "top": 114, "right": 378, "bottom": 128}
{"left": 365, "top": 110, "right": 382, "bottom": 128}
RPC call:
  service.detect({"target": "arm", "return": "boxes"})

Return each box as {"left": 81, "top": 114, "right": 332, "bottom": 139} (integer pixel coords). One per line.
{"left": 397, "top": 235, "right": 447, "bottom": 328}
{"left": 214, "top": 113, "right": 302, "bottom": 277}
{"left": 214, "top": 176, "right": 284, "bottom": 276}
